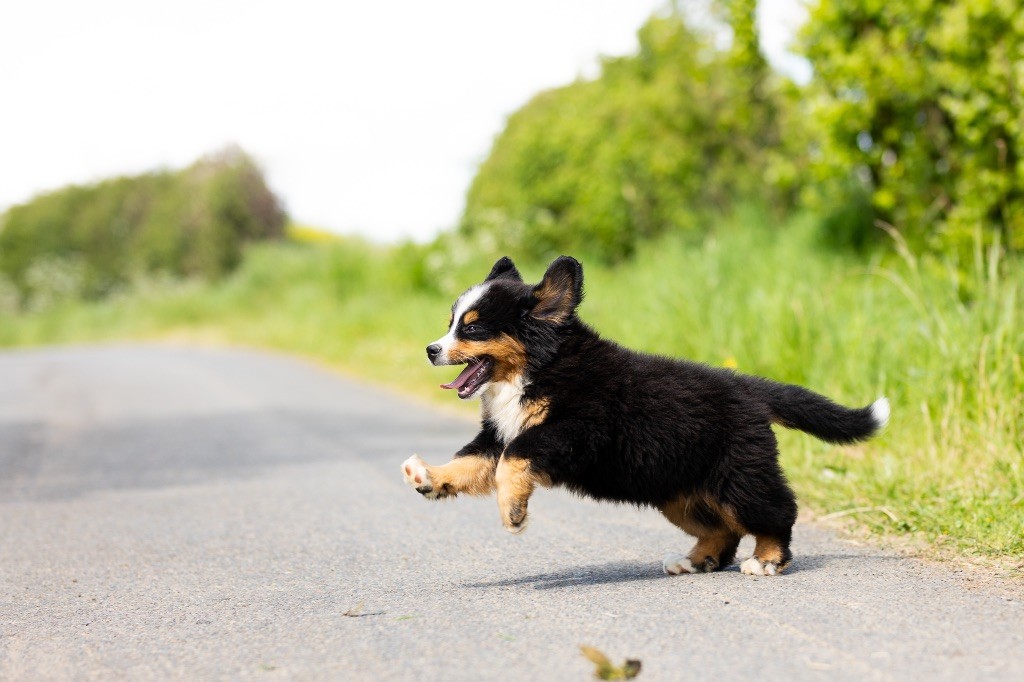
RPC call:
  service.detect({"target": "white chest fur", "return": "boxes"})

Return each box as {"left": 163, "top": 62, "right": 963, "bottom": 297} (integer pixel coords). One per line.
{"left": 482, "top": 377, "right": 529, "bottom": 444}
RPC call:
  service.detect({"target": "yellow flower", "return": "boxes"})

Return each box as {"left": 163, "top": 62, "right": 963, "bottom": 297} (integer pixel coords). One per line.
{"left": 722, "top": 356, "right": 738, "bottom": 369}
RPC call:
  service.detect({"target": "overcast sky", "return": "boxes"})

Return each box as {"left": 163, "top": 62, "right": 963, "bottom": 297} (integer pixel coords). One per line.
{"left": 0, "top": 1, "right": 807, "bottom": 242}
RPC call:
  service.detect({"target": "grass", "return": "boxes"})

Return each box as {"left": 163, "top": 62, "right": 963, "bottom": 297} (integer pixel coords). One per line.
{"left": 3, "top": 213, "right": 1021, "bottom": 566}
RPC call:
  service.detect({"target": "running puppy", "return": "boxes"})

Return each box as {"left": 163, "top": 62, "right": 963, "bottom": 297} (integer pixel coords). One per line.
{"left": 401, "top": 256, "right": 889, "bottom": 576}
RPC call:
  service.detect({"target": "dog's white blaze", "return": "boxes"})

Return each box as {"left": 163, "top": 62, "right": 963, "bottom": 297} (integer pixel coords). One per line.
{"left": 871, "top": 397, "right": 891, "bottom": 429}
{"left": 483, "top": 375, "right": 529, "bottom": 444}
{"left": 432, "top": 283, "right": 489, "bottom": 361}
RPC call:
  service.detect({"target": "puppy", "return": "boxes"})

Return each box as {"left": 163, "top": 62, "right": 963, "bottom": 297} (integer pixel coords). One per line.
{"left": 402, "top": 256, "right": 889, "bottom": 575}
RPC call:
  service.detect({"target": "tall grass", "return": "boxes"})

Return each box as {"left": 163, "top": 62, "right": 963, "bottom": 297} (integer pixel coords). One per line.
{"left": 2, "top": 215, "right": 1021, "bottom": 562}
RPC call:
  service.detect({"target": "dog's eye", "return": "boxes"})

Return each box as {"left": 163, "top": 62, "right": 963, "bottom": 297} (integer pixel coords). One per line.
{"left": 463, "top": 324, "right": 480, "bottom": 334}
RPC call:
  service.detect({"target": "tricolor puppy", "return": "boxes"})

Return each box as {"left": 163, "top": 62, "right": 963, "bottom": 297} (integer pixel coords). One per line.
{"left": 401, "top": 256, "right": 889, "bottom": 576}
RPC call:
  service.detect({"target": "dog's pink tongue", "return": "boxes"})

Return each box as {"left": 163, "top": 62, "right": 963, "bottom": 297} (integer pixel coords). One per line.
{"left": 441, "top": 361, "right": 479, "bottom": 390}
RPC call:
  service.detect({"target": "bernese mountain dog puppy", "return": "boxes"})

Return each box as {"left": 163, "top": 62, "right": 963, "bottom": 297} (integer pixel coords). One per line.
{"left": 402, "top": 256, "right": 889, "bottom": 576}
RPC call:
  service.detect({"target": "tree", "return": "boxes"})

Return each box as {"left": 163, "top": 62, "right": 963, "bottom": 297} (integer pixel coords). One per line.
{"left": 800, "top": 0, "right": 1024, "bottom": 255}
{"left": 460, "top": 10, "right": 794, "bottom": 263}
{"left": 0, "top": 146, "right": 287, "bottom": 307}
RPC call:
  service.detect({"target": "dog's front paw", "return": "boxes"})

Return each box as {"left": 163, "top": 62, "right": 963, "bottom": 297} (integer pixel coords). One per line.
{"left": 401, "top": 454, "right": 441, "bottom": 499}
{"left": 499, "top": 499, "right": 529, "bottom": 534}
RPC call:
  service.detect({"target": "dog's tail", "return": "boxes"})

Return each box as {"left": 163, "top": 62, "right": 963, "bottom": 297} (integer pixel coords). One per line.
{"left": 740, "top": 376, "right": 889, "bottom": 444}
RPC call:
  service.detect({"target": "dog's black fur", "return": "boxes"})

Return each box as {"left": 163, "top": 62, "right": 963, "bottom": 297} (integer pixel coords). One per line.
{"left": 404, "top": 256, "right": 888, "bottom": 575}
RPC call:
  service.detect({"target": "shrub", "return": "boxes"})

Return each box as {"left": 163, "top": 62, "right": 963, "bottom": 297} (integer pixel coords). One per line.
{"left": 800, "top": 0, "right": 1024, "bottom": 257}
{"left": 459, "top": 8, "right": 798, "bottom": 263}
{"left": 0, "top": 146, "right": 286, "bottom": 308}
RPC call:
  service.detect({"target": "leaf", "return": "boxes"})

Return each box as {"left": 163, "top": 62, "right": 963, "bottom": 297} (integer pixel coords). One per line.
{"left": 580, "top": 646, "right": 612, "bottom": 667}
{"left": 342, "top": 601, "right": 364, "bottom": 617}
{"left": 580, "top": 645, "right": 642, "bottom": 679}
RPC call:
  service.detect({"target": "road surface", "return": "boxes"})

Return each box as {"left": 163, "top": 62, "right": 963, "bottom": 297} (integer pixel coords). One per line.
{"left": 1, "top": 345, "right": 1021, "bottom": 680}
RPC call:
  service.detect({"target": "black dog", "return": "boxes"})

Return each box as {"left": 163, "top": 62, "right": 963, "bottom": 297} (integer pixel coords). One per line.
{"left": 402, "top": 256, "right": 889, "bottom": 575}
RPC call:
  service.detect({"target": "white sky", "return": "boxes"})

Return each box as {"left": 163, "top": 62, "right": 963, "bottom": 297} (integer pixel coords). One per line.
{"left": 0, "top": 0, "right": 807, "bottom": 242}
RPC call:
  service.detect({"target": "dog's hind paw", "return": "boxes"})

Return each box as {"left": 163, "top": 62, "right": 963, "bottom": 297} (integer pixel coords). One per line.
{"left": 740, "top": 556, "right": 783, "bottom": 576}
{"left": 662, "top": 553, "right": 696, "bottom": 575}
{"left": 401, "top": 454, "right": 440, "bottom": 499}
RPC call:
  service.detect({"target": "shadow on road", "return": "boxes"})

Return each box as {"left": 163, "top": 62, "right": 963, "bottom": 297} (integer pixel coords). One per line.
{"left": 784, "top": 552, "right": 872, "bottom": 574}
{"left": 464, "top": 560, "right": 667, "bottom": 590}
{"left": 463, "top": 552, "right": 897, "bottom": 590}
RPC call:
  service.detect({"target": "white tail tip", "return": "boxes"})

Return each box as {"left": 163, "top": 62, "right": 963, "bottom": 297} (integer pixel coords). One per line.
{"left": 870, "top": 397, "right": 890, "bottom": 429}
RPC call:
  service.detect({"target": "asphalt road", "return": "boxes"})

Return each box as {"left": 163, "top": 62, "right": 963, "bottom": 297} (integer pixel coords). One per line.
{"left": 1, "top": 345, "right": 1021, "bottom": 680}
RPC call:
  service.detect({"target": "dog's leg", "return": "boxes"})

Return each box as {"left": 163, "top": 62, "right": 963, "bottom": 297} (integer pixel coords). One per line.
{"left": 685, "top": 531, "right": 741, "bottom": 573}
{"left": 740, "top": 533, "right": 793, "bottom": 576}
{"left": 401, "top": 454, "right": 497, "bottom": 500}
{"left": 717, "top": 434, "right": 798, "bottom": 576}
{"left": 734, "top": 484, "right": 797, "bottom": 576}
{"left": 660, "top": 495, "right": 744, "bottom": 575}
{"left": 495, "top": 455, "right": 544, "bottom": 533}
{"left": 493, "top": 420, "right": 577, "bottom": 533}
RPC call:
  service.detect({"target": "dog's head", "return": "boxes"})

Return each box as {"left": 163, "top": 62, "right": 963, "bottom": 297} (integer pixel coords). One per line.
{"left": 426, "top": 255, "right": 583, "bottom": 399}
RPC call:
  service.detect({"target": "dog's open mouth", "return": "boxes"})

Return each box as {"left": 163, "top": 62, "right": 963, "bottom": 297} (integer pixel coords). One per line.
{"left": 440, "top": 357, "right": 494, "bottom": 399}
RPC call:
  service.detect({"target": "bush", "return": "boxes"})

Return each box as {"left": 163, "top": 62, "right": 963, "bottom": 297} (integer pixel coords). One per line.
{"left": 459, "top": 8, "right": 798, "bottom": 263}
{"left": 0, "top": 146, "right": 286, "bottom": 308}
{"left": 800, "top": 0, "right": 1024, "bottom": 256}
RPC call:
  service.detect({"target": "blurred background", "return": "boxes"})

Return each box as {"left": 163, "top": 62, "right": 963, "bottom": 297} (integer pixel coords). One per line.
{"left": 0, "top": 1, "right": 1021, "bottom": 564}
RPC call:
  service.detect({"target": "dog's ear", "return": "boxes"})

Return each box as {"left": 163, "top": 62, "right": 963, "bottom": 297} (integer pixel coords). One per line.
{"left": 485, "top": 256, "right": 523, "bottom": 282}
{"left": 531, "top": 256, "right": 583, "bottom": 323}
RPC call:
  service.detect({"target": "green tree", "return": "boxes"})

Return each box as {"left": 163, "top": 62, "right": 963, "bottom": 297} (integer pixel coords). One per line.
{"left": 800, "top": 0, "right": 1024, "bottom": 255}
{"left": 459, "top": 9, "right": 796, "bottom": 263}
{"left": 0, "top": 146, "right": 286, "bottom": 307}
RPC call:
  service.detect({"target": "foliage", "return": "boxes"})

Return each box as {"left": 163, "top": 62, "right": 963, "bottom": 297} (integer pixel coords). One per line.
{"left": 2, "top": 214, "right": 1021, "bottom": 562}
{"left": 0, "top": 146, "right": 286, "bottom": 309}
{"left": 800, "top": 0, "right": 1024, "bottom": 256}
{"left": 463, "top": 0, "right": 1024, "bottom": 264}
{"left": 287, "top": 223, "right": 344, "bottom": 244}
{"left": 1, "top": 1, "right": 1022, "bottom": 566}
{"left": 460, "top": 9, "right": 797, "bottom": 263}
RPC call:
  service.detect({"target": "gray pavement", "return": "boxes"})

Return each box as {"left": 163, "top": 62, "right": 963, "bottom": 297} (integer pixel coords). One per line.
{"left": 0, "top": 345, "right": 1021, "bottom": 680}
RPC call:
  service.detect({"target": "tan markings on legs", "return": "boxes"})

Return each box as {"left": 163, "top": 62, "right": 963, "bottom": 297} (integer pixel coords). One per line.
{"left": 741, "top": 535, "right": 789, "bottom": 576}
{"left": 427, "top": 456, "right": 497, "bottom": 497}
{"left": 753, "top": 535, "right": 785, "bottom": 566}
{"left": 659, "top": 493, "right": 748, "bottom": 538}
{"left": 688, "top": 530, "right": 742, "bottom": 572}
{"left": 402, "top": 455, "right": 496, "bottom": 499}
{"left": 496, "top": 455, "right": 539, "bottom": 533}
{"left": 660, "top": 496, "right": 707, "bottom": 576}
{"left": 660, "top": 493, "right": 748, "bottom": 573}
{"left": 701, "top": 495, "right": 748, "bottom": 537}
{"left": 659, "top": 494, "right": 705, "bottom": 536}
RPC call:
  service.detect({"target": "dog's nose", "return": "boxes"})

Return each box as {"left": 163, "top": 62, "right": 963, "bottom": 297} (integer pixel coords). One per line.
{"left": 426, "top": 344, "right": 442, "bottom": 361}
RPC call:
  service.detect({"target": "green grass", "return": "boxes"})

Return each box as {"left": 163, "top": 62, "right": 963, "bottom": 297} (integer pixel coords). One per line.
{"left": 3, "top": 214, "right": 1021, "bottom": 566}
